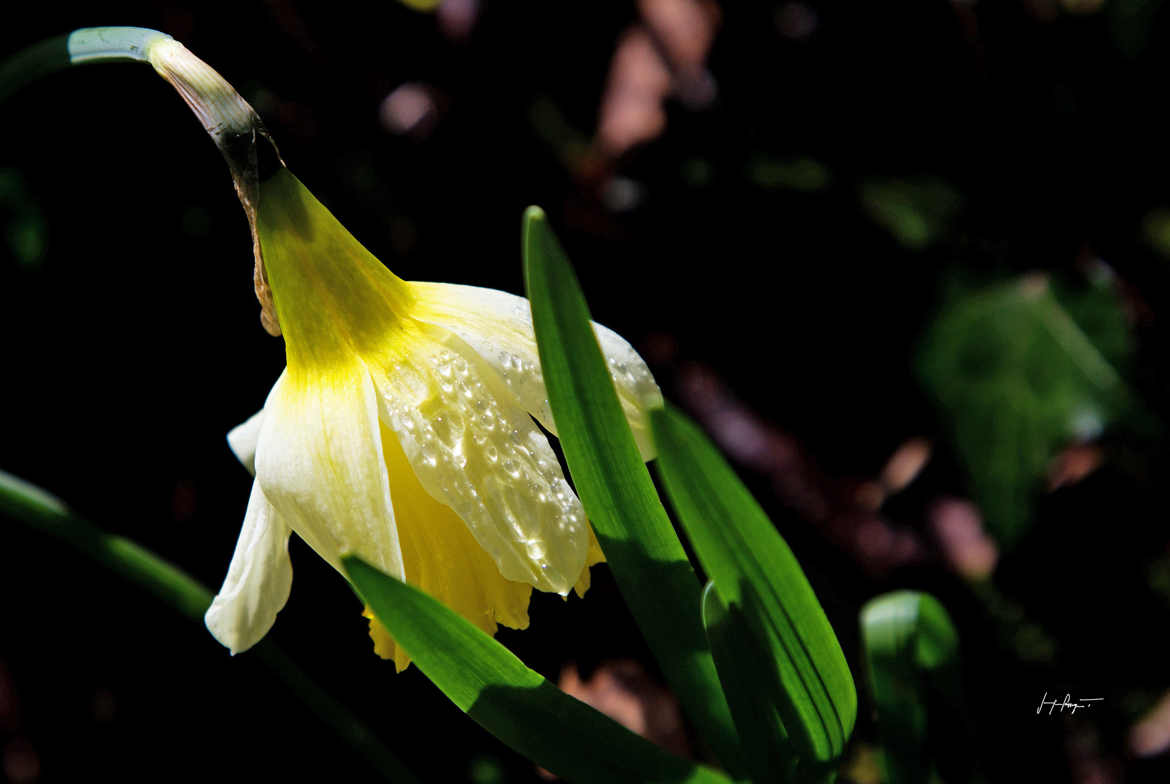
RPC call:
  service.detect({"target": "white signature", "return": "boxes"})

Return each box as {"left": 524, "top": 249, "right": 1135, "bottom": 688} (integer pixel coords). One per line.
{"left": 1036, "top": 692, "right": 1103, "bottom": 716}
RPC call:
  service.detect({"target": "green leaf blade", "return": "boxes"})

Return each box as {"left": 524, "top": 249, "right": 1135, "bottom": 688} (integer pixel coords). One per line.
{"left": 521, "top": 206, "right": 740, "bottom": 770}
{"left": 345, "top": 556, "right": 732, "bottom": 784}
{"left": 702, "top": 581, "right": 797, "bottom": 783}
{"left": 651, "top": 405, "right": 857, "bottom": 763}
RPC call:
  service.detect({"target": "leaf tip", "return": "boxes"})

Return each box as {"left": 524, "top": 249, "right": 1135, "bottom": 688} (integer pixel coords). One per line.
{"left": 340, "top": 553, "right": 375, "bottom": 586}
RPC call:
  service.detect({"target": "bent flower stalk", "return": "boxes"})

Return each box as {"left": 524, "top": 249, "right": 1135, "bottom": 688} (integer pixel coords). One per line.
{"left": 143, "top": 34, "right": 662, "bottom": 669}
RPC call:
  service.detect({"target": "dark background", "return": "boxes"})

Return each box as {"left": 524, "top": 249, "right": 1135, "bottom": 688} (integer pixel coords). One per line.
{"left": 4, "top": 1, "right": 1170, "bottom": 781}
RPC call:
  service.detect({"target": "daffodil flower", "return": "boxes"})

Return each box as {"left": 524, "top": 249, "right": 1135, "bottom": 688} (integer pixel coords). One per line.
{"left": 205, "top": 170, "right": 661, "bottom": 669}
{"left": 138, "top": 35, "right": 663, "bottom": 669}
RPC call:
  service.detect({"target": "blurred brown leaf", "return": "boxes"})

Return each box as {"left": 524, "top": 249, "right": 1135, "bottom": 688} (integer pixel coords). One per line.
{"left": 661, "top": 353, "right": 927, "bottom": 576}
{"left": 881, "top": 437, "right": 932, "bottom": 494}
{"left": 597, "top": 28, "right": 672, "bottom": 158}
{"left": 596, "top": 0, "right": 719, "bottom": 159}
{"left": 555, "top": 660, "right": 690, "bottom": 763}
{"left": 930, "top": 498, "right": 998, "bottom": 580}
{"left": 1048, "top": 443, "right": 1103, "bottom": 490}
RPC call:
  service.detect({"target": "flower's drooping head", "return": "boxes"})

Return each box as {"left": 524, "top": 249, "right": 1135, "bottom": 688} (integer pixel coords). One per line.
{"left": 208, "top": 170, "right": 661, "bottom": 668}
{"left": 143, "top": 34, "right": 662, "bottom": 668}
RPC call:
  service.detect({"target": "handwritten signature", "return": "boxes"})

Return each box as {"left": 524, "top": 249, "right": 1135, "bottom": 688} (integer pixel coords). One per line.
{"left": 1036, "top": 692, "right": 1103, "bottom": 716}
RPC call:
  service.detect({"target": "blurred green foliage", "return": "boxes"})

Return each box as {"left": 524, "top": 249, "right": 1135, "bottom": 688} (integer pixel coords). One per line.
{"left": 859, "top": 177, "right": 963, "bottom": 250}
{"left": 1109, "top": 0, "right": 1167, "bottom": 58}
{"left": 747, "top": 156, "right": 831, "bottom": 192}
{"left": 917, "top": 273, "right": 1131, "bottom": 545}
{"left": 0, "top": 168, "right": 47, "bottom": 266}
{"left": 860, "top": 591, "right": 965, "bottom": 784}
{"left": 1141, "top": 207, "right": 1170, "bottom": 257}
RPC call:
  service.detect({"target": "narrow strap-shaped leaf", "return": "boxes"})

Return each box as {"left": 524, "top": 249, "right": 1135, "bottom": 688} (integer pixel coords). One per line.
{"left": 860, "top": 591, "right": 962, "bottom": 784}
{"left": 0, "top": 469, "right": 421, "bottom": 784}
{"left": 522, "top": 207, "right": 741, "bottom": 769}
{"left": 651, "top": 404, "right": 857, "bottom": 762}
{"left": 345, "top": 556, "right": 733, "bottom": 784}
{"left": 702, "top": 581, "right": 798, "bottom": 783}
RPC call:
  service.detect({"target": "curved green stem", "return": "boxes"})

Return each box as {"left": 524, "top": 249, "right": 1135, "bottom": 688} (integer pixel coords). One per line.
{"left": 0, "top": 469, "right": 421, "bottom": 784}
{"left": 0, "top": 27, "right": 170, "bottom": 101}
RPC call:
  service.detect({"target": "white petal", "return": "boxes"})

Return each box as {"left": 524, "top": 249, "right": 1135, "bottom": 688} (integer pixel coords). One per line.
{"left": 371, "top": 325, "right": 588, "bottom": 595}
{"left": 227, "top": 370, "right": 287, "bottom": 476}
{"left": 254, "top": 361, "right": 404, "bottom": 580}
{"left": 205, "top": 479, "right": 293, "bottom": 654}
{"left": 411, "top": 282, "right": 664, "bottom": 459}
{"left": 227, "top": 409, "right": 265, "bottom": 475}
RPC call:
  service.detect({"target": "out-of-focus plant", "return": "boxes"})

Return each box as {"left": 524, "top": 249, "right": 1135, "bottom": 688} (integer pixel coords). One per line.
{"left": 917, "top": 273, "right": 1131, "bottom": 546}
{"left": 861, "top": 591, "right": 967, "bottom": 784}
{"left": 0, "top": 168, "right": 47, "bottom": 266}
{"left": 860, "top": 176, "right": 963, "bottom": 250}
